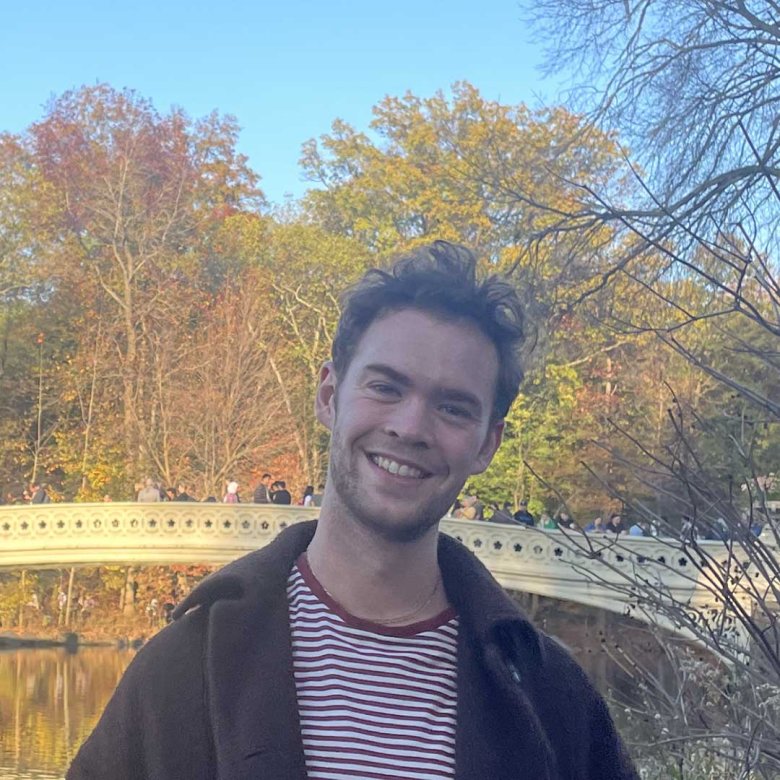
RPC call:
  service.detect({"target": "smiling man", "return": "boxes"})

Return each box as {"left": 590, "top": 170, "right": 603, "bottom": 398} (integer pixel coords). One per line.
{"left": 69, "top": 242, "right": 637, "bottom": 780}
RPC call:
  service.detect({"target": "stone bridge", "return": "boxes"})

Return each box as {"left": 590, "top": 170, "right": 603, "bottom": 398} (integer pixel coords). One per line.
{"left": 0, "top": 503, "right": 773, "bottom": 645}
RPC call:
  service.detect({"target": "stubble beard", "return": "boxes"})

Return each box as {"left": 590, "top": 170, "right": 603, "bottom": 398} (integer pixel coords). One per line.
{"left": 327, "top": 427, "right": 455, "bottom": 544}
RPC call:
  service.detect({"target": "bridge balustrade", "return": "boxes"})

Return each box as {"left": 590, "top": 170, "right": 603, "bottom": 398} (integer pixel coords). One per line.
{"left": 0, "top": 502, "right": 774, "bottom": 645}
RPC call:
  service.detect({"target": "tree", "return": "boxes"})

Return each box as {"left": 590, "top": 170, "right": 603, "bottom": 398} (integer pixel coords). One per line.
{"left": 170, "top": 271, "right": 293, "bottom": 498}
{"left": 248, "top": 219, "right": 368, "bottom": 485}
{"left": 302, "top": 82, "right": 624, "bottom": 276}
{"left": 525, "top": 1, "right": 780, "bottom": 773}
{"left": 28, "top": 84, "right": 263, "bottom": 476}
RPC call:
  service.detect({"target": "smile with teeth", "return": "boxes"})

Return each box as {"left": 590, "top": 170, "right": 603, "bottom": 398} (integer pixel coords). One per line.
{"left": 369, "top": 454, "right": 428, "bottom": 479}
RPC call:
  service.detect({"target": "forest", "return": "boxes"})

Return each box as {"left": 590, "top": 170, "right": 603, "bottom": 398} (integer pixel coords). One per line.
{"left": 1, "top": 82, "right": 775, "bottom": 522}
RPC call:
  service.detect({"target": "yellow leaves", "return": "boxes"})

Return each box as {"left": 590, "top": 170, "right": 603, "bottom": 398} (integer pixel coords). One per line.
{"left": 300, "top": 82, "right": 625, "bottom": 290}
{"left": 543, "top": 363, "right": 583, "bottom": 410}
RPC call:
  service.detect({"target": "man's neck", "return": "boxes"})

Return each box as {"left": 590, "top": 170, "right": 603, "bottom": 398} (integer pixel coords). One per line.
{"left": 306, "top": 502, "right": 449, "bottom": 625}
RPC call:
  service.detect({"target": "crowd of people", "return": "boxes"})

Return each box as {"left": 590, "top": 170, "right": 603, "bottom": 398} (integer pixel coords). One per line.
{"left": 3, "top": 477, "right": 771, "bottom": 541}
{"left": 133, "top": 474, "right": 325, "bottom": 508}
{"left": 2, "top": 482, "right": 52, "bottom": 505}
{"left": 453, "top": 494, "right": 771, "bottom": 540}
{"left": 452, "top": 496, "right": 638, "bottom": 535}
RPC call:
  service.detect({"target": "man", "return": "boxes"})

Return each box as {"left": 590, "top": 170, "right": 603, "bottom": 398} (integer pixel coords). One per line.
{"left": 30, "top": 482, "right": 50, "bottom": 504}
{"left": 253, "top": 473, "right": 272, "bottom": 503}
{"left": 174, "top": 483, "right": 196, "bottom": 501}
{"left": 271, "top": 479, "right": 292, "bottom": 505}
{"left": 489, "top": 500, "right": 516, "bottom": 524}
{"left": 513, "top": 499, "right": 535, "bottom": 526}
{"left": 607, "top": 512, "right": 625, "bottom": 534}
{"left": 135, "top": 477, "right": 160, "bottom": 502}
{"left": 69, "top": 242, "right": 637, "bottom": 779}
{"left": 311, "top": 482, "right": 325, "bottom": 507}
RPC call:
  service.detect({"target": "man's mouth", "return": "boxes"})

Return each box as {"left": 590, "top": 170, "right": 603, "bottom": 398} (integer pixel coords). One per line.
{"left": 368, "top": 453, "right": 429, "bottom": 480}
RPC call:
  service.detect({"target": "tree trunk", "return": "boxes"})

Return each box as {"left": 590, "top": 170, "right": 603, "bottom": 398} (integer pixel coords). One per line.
{"left": 64, "top": 567, "right": 76, "bottom": 628}
{"left": 122, "top": 567, "right": 137, "bottom": 616}
{"left": 18, "top": 570, "right": 26, "bottom": 630}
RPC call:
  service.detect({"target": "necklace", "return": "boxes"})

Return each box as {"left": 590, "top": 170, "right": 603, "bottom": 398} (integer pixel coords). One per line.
{"left": 308, "top": 556, "right": 443, "bottom": 626}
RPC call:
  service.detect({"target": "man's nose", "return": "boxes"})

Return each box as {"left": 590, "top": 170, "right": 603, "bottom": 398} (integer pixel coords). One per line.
{"left": 384, "top": 397, "right": 433, "bottom": 446}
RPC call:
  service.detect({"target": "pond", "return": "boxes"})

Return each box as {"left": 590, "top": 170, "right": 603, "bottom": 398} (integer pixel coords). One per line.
{"left": 0, "top": 647, "right": 133, "bottom": 779}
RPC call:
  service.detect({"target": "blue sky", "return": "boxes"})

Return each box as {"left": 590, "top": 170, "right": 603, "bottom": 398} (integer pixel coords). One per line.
{"left": 2, "top": 1, "right": 562, "bottom": 204}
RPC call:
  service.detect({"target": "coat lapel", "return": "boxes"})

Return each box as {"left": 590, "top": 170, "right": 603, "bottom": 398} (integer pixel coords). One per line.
{"left": 204, "top": 521, "right": 317, "bottom": 780}
{"left": 440, "top": 535, "right": 556, "bottom": 780}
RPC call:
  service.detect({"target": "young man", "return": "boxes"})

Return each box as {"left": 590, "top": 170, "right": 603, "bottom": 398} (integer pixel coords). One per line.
{"left": 68, "top": 242, "right": 637, "bottom": 779}
{"left": 253, "top": 472, "right": 272, "bottom": 503}
{"left": 30, "top": 482, "right": 50, "bottom": 504}
{"left": 271, "top": 479, "right": 292, "bottom": 505}
{"left": 513, "top": 499, "right": 535, "bottom": 526}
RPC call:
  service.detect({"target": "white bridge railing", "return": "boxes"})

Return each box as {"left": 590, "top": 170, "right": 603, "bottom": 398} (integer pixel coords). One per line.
{"left": 0, "top": 503, "right": 774, "bottom": 643}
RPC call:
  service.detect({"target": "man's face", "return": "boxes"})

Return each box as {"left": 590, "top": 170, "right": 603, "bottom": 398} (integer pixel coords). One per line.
{"left": 316, "top": 308, "right": 504, "bottom": 543}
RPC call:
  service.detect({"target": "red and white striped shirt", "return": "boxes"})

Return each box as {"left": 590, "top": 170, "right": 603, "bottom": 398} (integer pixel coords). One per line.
{"left": 287, "top": 554, "right": 459, "bottom": 779}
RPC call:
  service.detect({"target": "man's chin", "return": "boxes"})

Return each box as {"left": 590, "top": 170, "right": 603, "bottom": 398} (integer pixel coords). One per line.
{"left": 352, "top": 509, "right": 442, "bottom": 544}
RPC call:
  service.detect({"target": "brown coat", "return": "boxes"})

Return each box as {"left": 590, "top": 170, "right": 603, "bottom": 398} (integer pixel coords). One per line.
{"left": 68, "top": 520, "right": 638, "bottom": 779}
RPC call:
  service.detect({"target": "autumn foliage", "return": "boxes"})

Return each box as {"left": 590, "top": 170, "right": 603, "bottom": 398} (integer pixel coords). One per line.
{"left": 0, "top": 82, "right": 776, "bottom": 523}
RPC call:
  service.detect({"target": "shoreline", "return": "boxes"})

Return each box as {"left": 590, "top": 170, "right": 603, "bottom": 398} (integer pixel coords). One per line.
{"left": 0, "top": 631, "right": 143, "bottom": 650}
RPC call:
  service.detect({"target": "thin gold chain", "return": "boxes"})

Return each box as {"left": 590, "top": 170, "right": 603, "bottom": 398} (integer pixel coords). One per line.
{"left": 308, "top": 556, "right": 443, "bottom": 626}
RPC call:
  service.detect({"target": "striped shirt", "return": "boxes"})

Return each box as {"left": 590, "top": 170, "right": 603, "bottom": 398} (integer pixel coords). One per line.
{"left": 287, "top": 554, "right": 459, "bottom": 780}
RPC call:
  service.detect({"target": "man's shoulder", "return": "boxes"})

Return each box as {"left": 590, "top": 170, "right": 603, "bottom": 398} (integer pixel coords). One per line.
{"left": 172, "top": 519, "right": 318, "bottom": 618}
{"left": 127, "top": 604, "right": 210, "bottom": 679}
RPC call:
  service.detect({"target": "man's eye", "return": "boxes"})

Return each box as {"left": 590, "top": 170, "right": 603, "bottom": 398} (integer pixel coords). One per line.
{"left": 440, "top": 404, "right": 471, "bottom": 419}
{"left": 369, "top": 383, "right": 398, "bottom": 395}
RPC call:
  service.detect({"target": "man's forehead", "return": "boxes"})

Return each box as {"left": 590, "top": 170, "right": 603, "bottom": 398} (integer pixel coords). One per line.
{"left": 357, "top": 308, "right": 496, "bottom": 359}
{"left": 352, "top": 309, "right": 498, "bottom": 388}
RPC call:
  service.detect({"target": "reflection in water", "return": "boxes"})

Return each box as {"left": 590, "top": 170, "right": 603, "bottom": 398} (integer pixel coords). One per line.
{"left": 0, "top": 648, "right": 134, "bottom": 780}
{"left": 0, "top": 603, "right": 665, "bottom": 778}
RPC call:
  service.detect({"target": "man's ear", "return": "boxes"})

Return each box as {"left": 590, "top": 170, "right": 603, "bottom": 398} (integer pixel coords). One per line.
{"left": 315, "top": 361, "right": 337, "bottom": 431}
{"left": 470, "top": 419, "right": 504, "bottom": 475}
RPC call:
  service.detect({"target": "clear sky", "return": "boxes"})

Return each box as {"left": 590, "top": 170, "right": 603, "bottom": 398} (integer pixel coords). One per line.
{"left": 2, "top": 0, "right": 562, "bottom": 204}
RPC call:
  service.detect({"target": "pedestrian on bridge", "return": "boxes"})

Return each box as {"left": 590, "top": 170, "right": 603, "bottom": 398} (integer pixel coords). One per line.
{"left": 30, "top": 482, "right": 50, "bottom": 504}
{"left": 253, "top": 472, "right": 272, "bottom": 503}
{"left": 513, "top": 499, "right": 535, "bottom": 526}
{"left": 69, "top": 241, "right": 637, "bottom": 780}
{"left": 136, "top": 478, "right": 161, "bottom": 502}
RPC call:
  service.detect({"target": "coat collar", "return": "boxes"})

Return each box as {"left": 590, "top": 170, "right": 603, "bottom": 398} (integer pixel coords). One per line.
{"left": 177, "top": 519, "right": 541, "bottom": 647}
{"left": 175, "top": 519, "right": 548, "bottom": 779}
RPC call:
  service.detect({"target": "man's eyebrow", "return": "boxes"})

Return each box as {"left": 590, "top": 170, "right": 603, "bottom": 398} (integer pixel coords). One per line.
{"left": 363, "top": 363, "right": 483, "bottom": 412}
{"left": 362, "top": 364, "right": 412, "bottom": 386}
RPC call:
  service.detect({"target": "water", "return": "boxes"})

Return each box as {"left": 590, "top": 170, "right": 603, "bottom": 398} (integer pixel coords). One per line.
{"left": 0, "top": 648, "right": 134, "bottom": 779}
{"left": 0, "top": 603, "right": 658, "bottom": 778}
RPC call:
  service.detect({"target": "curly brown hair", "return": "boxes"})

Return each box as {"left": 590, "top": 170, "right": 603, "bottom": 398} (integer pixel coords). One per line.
{"left": 332, "top": 241, "right": 525, "bottom": 420}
